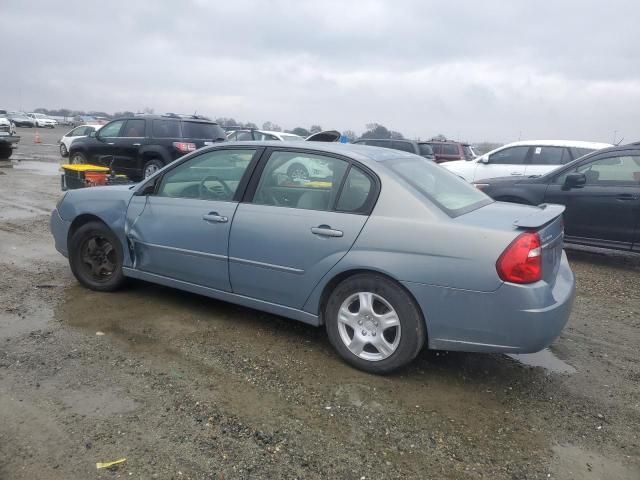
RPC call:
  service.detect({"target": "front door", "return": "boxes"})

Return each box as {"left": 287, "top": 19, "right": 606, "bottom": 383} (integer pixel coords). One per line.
{"left": 544, "top": 152, "right": 640, "bottom": 249}
{"left": 229, "top": 149, "right": 376, "bottom": 308}
{"left": 126, "top": 148, "right": 258, "bottom": 290}
{"left": 112, "top": 118, "right": 147, "bottom": 176}
{"left": 473, "top": 145, "right": 530, "bottom": 181}
{"left": 91, "top": 119, "right": 126, "bottom": 167}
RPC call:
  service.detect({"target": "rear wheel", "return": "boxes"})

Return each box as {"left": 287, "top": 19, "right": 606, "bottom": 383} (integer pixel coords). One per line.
{"left": 70, "top": 151, "right": 87, "bottom": 165}
{"left": 69, "top": 221, "right": 126, "bottom": 292}
{"left": 59, "top": 143, "right": 68, "bottom": 157}
{"left": 143, "top": 159, "right": 164, "bottom": 178}
{"left": 325, "top": 274, "right": 426, "bottom": 373}
{"left": 287, "top": 163, "right": 308, "bottom": 180}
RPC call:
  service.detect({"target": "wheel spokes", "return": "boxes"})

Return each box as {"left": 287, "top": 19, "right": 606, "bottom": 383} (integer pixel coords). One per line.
{"left": 357, "top": 292, "right": 374, "bottom": 316}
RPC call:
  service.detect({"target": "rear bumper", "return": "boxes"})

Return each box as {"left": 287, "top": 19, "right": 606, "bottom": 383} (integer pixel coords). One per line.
{"left": 402, "top": 251, "right": 575, "bottom": 353}
{"left": 50, "top": 208, "right": 71, "bottom": 258}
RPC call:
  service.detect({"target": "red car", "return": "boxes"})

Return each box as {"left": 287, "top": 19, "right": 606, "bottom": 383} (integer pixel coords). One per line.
{"left": 425, "top": 140, "right": 478, "bottom": 163}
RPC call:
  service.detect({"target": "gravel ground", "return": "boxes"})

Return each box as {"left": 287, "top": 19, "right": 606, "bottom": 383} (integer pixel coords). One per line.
{"left": 0, "top": 137, "right": 639, "bottom": 479}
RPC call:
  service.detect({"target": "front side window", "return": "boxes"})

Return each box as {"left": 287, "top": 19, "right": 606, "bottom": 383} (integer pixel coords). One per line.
{"left": 529, "top": 146, "right": 569, "bottom": 165}
{"left": 488, "top": 146, "right": 529, "bottom": 165}
{"left": 252, "top": 151, "right": 349, "bottom": 211}
{"left": 69, "top": 127, "right": 86, "bottom": 137}
{"left": 556, "top": 155, "right": 640, "bottom": 185}
{"left": 387, "top": 157, "right": 492, "bottom": 216}
{"left": 123, "top": 119, "right": 146, "bottom": 138}
{"left": 157, "top": 149, "right": 255, "bottom": 201}
{"left": 98, "top": 120, "right": 125, "bottom": 138}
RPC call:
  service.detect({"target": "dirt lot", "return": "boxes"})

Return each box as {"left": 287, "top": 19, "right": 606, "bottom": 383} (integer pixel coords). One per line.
{"left": 1, "top": 133, "right": 639, "bottom": 479}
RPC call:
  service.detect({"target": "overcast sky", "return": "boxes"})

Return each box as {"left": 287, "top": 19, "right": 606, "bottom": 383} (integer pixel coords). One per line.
{"left": 1, "top": 0, "right": 639, "bottom": 142}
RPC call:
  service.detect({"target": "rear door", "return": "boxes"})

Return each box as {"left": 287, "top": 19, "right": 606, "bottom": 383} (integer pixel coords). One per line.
{"left": 544, "top": 152, "right": 640, "bottom": 249}
{"left": 229, "top": 148, "right": 377, "bottom": 308}
{"left": 525, "top": 145, "right": 572, "bottom": 177}
{"left": 474, "top": 145, "right": 530, "bottom": 181}
{"left": 126, "top": 147, "right": 260, "bottom": 290}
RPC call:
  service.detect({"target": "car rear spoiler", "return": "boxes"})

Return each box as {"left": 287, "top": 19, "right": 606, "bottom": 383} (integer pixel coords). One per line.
{"left": 513, "top": 204, "right": 565, "bottom": 229}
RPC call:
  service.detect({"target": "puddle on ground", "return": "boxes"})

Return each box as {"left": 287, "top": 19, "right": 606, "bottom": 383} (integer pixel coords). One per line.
{"left": 11, "top": 160, "right": 60, "bottom": 176}
{"left": 552, "top": 444, "right": 640, "bottom": 479}
{"left": 508, "top": 348, "right": 576, "bottom": 374}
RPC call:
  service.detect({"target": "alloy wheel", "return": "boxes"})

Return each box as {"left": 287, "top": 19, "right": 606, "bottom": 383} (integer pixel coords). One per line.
{"left": 337, "top": 292, "right": 401, "bottom": 361}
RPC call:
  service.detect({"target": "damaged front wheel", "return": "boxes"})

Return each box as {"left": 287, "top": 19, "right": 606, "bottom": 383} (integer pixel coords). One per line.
{"left": 69, "top": 221, "right": 126, "bottom": 292}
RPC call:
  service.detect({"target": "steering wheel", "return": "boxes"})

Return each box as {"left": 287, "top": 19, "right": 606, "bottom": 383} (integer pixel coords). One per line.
{"left": 199, "top": 175, "right": 233, "bottom": 200}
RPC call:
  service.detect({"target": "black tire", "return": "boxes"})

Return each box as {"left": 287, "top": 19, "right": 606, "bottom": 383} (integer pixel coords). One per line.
{"left": 68, "top": 221, "right": 126, "bottom": 292}
{"left": 325, "top": 274, "right": 426, "bottom": 374}
{"left": 0, "top": 146, "right": 12, "bottom": 160}
{"left": 287, "top": 163, "right": 308, "bottom": 180}
{"left": 142, "top": 158, "right": 164, "bottom": 179}
{"left": 59, "top": 143, "right": 68, "bottom": 157}
{"left": 69, "top": 151, "right": 87, "bottom": 165}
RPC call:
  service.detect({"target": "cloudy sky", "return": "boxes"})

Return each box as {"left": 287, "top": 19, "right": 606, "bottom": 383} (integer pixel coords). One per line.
{"left": 1, "top": 0, "right": 639, "bottom": 142}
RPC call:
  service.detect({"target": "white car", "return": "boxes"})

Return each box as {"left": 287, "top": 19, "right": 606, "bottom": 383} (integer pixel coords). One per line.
{"left": 273, "top": 153, "right": 334, "bottom": 181}
{"left": 226, "top": 129, "right": 305, "bottom": 142}
{"left": 27, "top": 113, "right": 58, "bottom": 128}
{"left": 443, "top": 140, "right": 613, "bottom": 182}
{"left": 58, "top": 124, "right": 103, "bottom": 157}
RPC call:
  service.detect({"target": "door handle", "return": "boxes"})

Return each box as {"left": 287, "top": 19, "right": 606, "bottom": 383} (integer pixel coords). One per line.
{"left": 107, "top": 142, "right": 114, "bottom": 145}
{"left": 202, "top": 212, "right": 228, "bottom": 223}
{"left": 510, "top": 172, "right": 522, "bottom": 175}
{"left": 311, "top": 225, "right": 343, "bottom": 237}
{"left": 617, "top": 194, "right": 639, "bottom": 201}
{"left": 132, "top": 143, "right": 141, "bottom": 146}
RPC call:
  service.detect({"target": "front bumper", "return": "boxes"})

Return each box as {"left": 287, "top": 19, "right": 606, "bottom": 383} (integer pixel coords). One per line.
{"left": 50, "top": 208, "right": 71, "bottom": 257}
{"left": 402, "top": 251, "right": 576, "bottom": 354}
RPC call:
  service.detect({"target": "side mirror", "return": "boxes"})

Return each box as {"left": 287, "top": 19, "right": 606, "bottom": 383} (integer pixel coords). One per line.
{"left": 479, "top": 156, "right": 489, "bottom": 164}
{"left": 135, "top": 179, "right": 157, "bottom": 196}
{"left": 564, "top": 173, "right": 586, "bottom": 188}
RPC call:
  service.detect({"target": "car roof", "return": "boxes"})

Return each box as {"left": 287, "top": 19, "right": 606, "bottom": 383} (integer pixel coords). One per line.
{"left": 501, "top": 139, "right": 613, "bottom": 149}
{"left": 227, "top": 140, "right": 419, "bottom": 167}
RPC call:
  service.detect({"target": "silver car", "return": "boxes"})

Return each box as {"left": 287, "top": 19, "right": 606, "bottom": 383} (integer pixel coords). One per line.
{"left": 50, "top": 142, "right": 575, "bottom": 373}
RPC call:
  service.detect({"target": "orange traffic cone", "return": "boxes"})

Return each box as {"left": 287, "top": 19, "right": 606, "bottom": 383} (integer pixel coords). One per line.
{"left": 34, "top": 130, "right": 42, "bottom": 144}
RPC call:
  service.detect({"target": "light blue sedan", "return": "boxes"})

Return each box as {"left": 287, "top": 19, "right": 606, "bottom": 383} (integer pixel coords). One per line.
{"left": 50, "top": 142, "right": 575, "bottom": 373}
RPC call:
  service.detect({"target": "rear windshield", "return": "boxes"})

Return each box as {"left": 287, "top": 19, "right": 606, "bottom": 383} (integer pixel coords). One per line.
{"left": 387, "top": 158, "right": 492, "bottom": 216}
{"left": 181, "top": 121, "right": 226, "bottom": 140}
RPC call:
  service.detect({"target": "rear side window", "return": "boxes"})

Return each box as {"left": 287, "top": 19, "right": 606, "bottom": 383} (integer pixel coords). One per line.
{"left": 153, "top": 120, "right": 181, "bottom": 138}
{"left": 391, "top": 141, "right": 415, "bottom": 153}
{"left": 181, "top": 122, "right": 226, "bottom": 140}
{"left": 489, "top": 146, "right": 529, "bottom": 165}
{"left": 387, "top": 158, "right": 492, "bottom": 216}
{"left": 529, "top": 146, "right": 571, "bottom": 165}
{"left": 336, "top": 167, "right": 373, "bottom": 213}
{"left": 123, "top": 119, "right": 146, "bottom": 137}
{"left": 428, "top": 143, "right": 442, "bottom": 154}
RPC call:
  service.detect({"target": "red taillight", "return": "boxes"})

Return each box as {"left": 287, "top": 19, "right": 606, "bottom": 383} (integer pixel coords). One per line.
{"left": 173, "top": 142, "right": 196, "bottom": 153}
{"left": 496, "top": 232, "right": 542, "bottom": 284}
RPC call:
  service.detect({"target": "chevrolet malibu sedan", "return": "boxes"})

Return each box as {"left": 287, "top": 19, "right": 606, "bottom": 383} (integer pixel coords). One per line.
{"left": 50, "top": 142, "right": 575, "bottom": 373}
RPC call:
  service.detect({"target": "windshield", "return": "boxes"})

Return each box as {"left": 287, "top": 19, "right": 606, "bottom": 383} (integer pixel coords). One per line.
{"left": 387, "top": 157, "right": 492, "bottom": 216}
{"left": 181, "top": 122, "right": 226, "bottom": 140}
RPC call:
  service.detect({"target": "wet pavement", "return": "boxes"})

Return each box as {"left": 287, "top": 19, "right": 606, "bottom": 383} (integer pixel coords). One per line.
{"left": 0, "top": 152, "right": 639, "bottom": 479}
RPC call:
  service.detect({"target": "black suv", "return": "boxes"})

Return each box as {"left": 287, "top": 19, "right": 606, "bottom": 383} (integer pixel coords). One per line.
{"left": 68, "top": 114, "right": 227, "bottom": 179}
{"left": 352, "top": 138, "right": 435, "bottom": 160}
